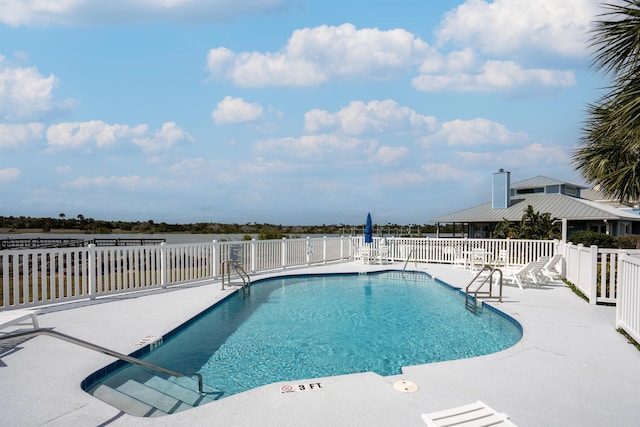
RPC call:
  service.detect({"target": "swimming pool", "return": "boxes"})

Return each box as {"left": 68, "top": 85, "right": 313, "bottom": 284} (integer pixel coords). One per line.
{"left": 84, "top": 271, "right": 521, "bottom": 415}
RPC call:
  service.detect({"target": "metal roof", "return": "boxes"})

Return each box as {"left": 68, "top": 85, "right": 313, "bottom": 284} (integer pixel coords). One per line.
{"left": 510, "top": 175, "right": 587, "bottom": 190}
{"left": 433, "top": 194, "right": 640, "bottom": 223}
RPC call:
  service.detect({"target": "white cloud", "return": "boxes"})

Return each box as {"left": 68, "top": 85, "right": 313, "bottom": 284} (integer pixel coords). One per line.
{"left": 0, "top": 0, "right": 293, "bottom": 26}
{"left": 413, "top": 58, "right": 575, "bottom": 92}
{"left": 373, "top": 146, "right": 408, "bottom": 166}
{"left": 421, "top": 163, "right": 466, "bottom": 181}
{"left": 457, "top": 142, "right": 569, "bottom": 166}
{"left": 422, "top": 118, "right": 528, "bottom": 147}
{"left": 305, "top": 99, "right": 437, "bottom": 135}
{"left": 212, "top": 96, "right": 264, "bottom": 124}
{"left": 0, "top": 167, "right": 21, "bottom": 182}
{"left": 0, "top": 56, "right": 72, "bottom": 120}
{"left": 206, "top": 23, "right": 432, "bottom": 87}
{"left": 46, "top": 120, "right": 147, "bottom": 149}
{"left": 64, "top": 175, "right": 160, "bottom": 190}
{"left": 133, "top": 122, "right": 193, "bottom": 154}
{"left": 46, "top": 120, "right": 192, "bottom": 154}
{"left": 256, "top": 134, "right": 370, "bottom": 160}
{"left": 436, "top": 0, "right": 600, "bottom": 57}
{"left": 0, "top": 122, "right": 44, "bottom": 148}
{"left": 373, "top": 170, "right": 426, "bottom": 187}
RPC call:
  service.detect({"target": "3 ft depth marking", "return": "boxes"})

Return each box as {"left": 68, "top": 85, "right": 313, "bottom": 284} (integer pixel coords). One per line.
{"left": 280, "top": 383, "right": 324, "bottom": 393}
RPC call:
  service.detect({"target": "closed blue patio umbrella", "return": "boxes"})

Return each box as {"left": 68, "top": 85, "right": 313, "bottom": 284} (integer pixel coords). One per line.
{"left": 364, "top": 212, "right": 373, "bottom": 244}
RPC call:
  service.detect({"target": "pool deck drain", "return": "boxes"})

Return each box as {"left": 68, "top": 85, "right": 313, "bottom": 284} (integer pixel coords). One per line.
{"left": 393, "top": 380, "right": 418, "bottom": 393}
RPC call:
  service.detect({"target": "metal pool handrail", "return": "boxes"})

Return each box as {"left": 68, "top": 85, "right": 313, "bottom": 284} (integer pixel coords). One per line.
{"left": 0, "top": 328, "right": 205, "bottom": 394}
{"left": 402, "top": 249, "right": 415, "bottom": 277}
{"left": 465, "top": 266, "right": 504, "bottom": 314}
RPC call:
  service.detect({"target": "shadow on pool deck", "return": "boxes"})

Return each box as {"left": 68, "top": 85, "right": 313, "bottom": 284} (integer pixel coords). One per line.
{"left": 1, "top": 261, "right": 640, "bottom": 426}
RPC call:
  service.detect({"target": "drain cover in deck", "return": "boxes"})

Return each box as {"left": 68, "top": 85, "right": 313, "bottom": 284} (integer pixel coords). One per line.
{"left": 393, "top": 380, "right": 418, "bottom": 393}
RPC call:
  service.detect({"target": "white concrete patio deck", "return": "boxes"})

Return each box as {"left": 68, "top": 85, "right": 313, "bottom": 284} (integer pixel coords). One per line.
{"left": 1, "top": 261, "right": 640, "bottom": 426}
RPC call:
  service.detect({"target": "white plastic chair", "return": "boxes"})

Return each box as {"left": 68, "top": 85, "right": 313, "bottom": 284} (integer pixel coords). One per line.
{"left": 453, "top": 247, "right": 466, "bottom": 269}
{"left": 470, "top": 249, "right": 487, "bottom": 271}
{"left": 492, "top": 249, "right": 509, "bottom": 268}
{"left": 377, "top": 243, "right": 389, "bottom": 265}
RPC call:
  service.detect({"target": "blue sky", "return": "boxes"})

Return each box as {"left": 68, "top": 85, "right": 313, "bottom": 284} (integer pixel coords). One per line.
{"left": 0, "top": 0, "right": 613, "bottom": 225}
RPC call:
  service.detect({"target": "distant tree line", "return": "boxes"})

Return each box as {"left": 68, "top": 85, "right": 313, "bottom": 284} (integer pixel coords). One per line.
{"left": 0, "top": 215, "right": 447, "bottom": 237}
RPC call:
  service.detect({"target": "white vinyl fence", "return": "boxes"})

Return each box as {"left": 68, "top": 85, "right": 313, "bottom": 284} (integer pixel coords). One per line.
{"left": 616, "top": 253, "right": 640, "bottom": 343}
{"left": 352, "top": 236, "right": 556, "bottom": 266}
{"left": 560, "top": 242, "right": 640, "bottom": 305}
{"left": 5, "top": 234, "right": 640, "bottom": 343}
{"left": 0, "top": 237, "right": 351, "bottom": 310}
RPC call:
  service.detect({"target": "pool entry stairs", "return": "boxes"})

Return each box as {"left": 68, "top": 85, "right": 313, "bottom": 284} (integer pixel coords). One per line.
{"left": 465, "top": 266, "right": 503, "bottom": 314}
{"left": 0, "top": 329, "right": 223, "bottom": 418}
{"left": 87, "top": 370, "right": 223, "bottom": 417}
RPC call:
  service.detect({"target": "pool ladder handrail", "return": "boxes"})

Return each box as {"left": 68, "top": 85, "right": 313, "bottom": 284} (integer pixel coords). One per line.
{"left": 221, "top": 259, "right": 251, "bottom": 294}
{"left": 0, "top": 328, "right": 206, "bottom": 394}
{"left": 402, "top": 249, "right": 416, "bottom": 277}
{"left": 465, "top": 265, "right": 503, "bottom": 314}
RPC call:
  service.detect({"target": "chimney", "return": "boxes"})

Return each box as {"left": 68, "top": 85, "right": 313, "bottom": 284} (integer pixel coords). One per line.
{"left": 492, "top": 169, "right": 510, "bottom": 209}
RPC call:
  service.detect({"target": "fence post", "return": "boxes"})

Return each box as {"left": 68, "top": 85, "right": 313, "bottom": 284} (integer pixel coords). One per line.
{"left": 589, "top": 245, "right": 598, "bottom": 305}
{"left": 282, "top": 237, "right": 287, "bottom": 269}
{"left": 250, "top": 239, "right": 257, "bottom": 273}
{"left": 160, "top": 242, "right": 167, "bottom": 288}
{"left": 88, "top": 244, "right": 96, "bottom": 300}
{"left": 212, "top": 240, "right": 219, "bottom": 278}
{"left": 323, "top": 236, "right": 328, "bottom": 264}
{"left": 305, "top": 237, "right": 312, "bottom": 265}
{"left": 616, "top": 254, "right": 624, "bottom": 328}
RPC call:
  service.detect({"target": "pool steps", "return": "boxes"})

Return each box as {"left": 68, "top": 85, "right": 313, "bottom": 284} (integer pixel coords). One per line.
{"left": 87, "top": 371, "right": 222, "bottom": 416}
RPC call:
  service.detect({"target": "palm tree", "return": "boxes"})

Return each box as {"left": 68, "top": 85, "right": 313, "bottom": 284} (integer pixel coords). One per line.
{"left": 573, "top": 0, "right": 640, "bottom": 204}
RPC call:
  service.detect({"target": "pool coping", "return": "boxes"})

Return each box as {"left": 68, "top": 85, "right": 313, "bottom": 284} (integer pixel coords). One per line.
{"left": 2, "top": 261, "right": 640, "bottom": 426}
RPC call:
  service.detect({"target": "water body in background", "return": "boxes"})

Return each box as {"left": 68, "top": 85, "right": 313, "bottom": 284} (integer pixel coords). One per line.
{"left": 0, "top": 232, "right": 446, "bottom": 245}
{"left": 0, "top": 233, "right": 348, "bottom": 244}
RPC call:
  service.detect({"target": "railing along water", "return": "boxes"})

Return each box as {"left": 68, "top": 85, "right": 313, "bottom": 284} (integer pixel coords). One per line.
{"left": 364, "top": 237, "right": 555, "bottom": 265}
{"left": 0, "top": 237, "right": 352, "bottom": 309}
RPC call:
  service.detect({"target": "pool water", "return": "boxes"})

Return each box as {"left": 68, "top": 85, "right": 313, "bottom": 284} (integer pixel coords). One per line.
{"left": 88, "top": 271, "right": 521, "bottom": 400}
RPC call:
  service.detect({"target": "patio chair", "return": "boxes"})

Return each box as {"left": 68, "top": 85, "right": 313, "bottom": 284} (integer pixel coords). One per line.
{"left": 503, "top": 256, "right": 550, "bottom": 289}
{"left": 492, "top": 249, "right": 509, "bottom": 268}
{"left": 0, "top": 309, "right": 40, "bottom": 333}
{"left": 421, "top": 400, "right": 517, "bottom": 426}
{"left": 541, "top": 254, "right": 563, "bottom": 280}
{"left": 453, "top": 247, "right": 466, "bottom": 269}
{"left": 359, "top": 247, "right": 373, "bottom": 264}
{"left": 470, "top": 249, "right": 488, "bottom": 271}
{"left": 503, "top": 262, "right": 533, "bottom": 289}
{"left": 529, "top": 256, "right": 550, "bottom": 286}
{"left": 377, "top": 242, "right": 389, "bottom": 265}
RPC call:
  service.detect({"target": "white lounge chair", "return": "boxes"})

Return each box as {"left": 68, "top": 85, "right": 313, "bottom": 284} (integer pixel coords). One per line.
{"left": 541, "top": 254, "right": 563, "bottom": 280}
{"left": 0, "top": 309, "right": 40, "bottom": 333}
{"left": 421, "top": 400, "right": 517, "bottom": 427}
{"left": 503, "top": 256, "right": 550, "bottom": 289}
{"left": 503, "top": 262, "right": 534, "bottom": 290}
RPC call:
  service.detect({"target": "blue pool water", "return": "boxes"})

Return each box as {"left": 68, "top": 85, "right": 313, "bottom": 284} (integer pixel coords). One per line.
{"left": 86, "top": 271, "right": 521, "bottom": 400}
